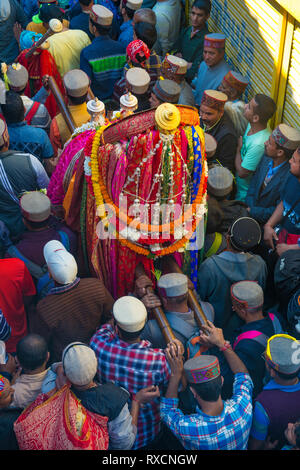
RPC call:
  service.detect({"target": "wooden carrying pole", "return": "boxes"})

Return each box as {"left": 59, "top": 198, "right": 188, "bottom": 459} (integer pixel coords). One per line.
{"left": 135, "top": 263, "right": 176, "bottom": 345}
{"left": 161, "top": 256, "right": 208, "bottom": 328}
{"left": 25, "top": 19, "right": 63, "bottom": 59}
{"left": 48, "top": 76, "right": 76, "bottom": 134}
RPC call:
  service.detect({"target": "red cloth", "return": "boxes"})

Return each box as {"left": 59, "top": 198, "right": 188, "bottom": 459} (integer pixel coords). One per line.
{"left": 17, "top": 48, "right": 65, "bottom": 118}
{"left": 14, "top": 385, "right": 109, "bottom": 450}
{"left": 0, "top": 259, "right": 36, "bottom": 353}
{"left": 126, "top": 40, "right": 150, "bottom": 67}
{"left": 278, "top": 228, "right": 300, "bottom": 245}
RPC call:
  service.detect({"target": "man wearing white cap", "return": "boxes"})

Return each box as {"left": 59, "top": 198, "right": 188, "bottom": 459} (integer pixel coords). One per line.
{"left": 5, "top": 191, "right": 77, "bottom": 283}
{"left": 39, "top": 341, "right": 160, "bottom": 449}
{"left": 0, "top": 117, "right": 49, "bottom": 238}
{"left": 90, "top": 296, "right": 176, "bottom": 449}
{"left": 118, "top": 0, "right": 143, "bottom": 48}
{"left": 49, "top": 69, "right": 91, "bottom": 158}
{"left": 5, "top": 63, "right": 51, "bottom": 132}
{"left": 140, "top": 273, "right": 214, "bottom": 349}
{"left": 30, "top": 240, "right": 114, "bottom": 364}
{"left": 80, "top": 4, "right": 127, "bottom": 101}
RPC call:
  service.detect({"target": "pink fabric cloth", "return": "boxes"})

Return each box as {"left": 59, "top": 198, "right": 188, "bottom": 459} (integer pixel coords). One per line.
{"left": 47, "top": 130, "right": 95, "bottom": 205}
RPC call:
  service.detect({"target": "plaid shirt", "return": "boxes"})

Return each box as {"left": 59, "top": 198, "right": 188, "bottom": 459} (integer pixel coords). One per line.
{"left": 90, "top": 324, "right": 170, "bottom": 449}
{"left": 160, "top": 373, "right": 253, "bottom": 450}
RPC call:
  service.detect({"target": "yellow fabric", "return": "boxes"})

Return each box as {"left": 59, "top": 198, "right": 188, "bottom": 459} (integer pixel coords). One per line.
{"left": 63, "top": 173, "right": 76, "bottom": 219}
{"left": 26, "top": 20, "right": 69, "bottom": 34}
{"left": 265, "top": 333, "right": 298, "bottom": 360}
{"left": 47, "top": 30, "right": 91, "bottom": 77}
{"left": 55, "top": 103, "right": 91, "bottom": 148}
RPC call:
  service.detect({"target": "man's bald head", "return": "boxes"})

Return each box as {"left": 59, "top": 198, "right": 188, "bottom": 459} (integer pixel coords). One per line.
{"left": 16, "top": 334, "right": 49, "bottom": 372}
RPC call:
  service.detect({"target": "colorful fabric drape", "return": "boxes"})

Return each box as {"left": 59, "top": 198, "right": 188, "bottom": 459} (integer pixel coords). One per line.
{"left": 188, "top": 125, "right": 205, "bottom": 288}
{"left": 14, "top": 385, "right": 109, "bottom": 450}
{"left": 17, "top": 48, "right": 65, "bottom": 118}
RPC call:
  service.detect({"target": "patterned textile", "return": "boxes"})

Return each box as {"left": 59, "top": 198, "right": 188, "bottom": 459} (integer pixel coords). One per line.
{"left": 90, "top": 324, "right": 171, "bottom": 449}
{"left": 0, "top": 308, "right": 11, "bottom": 342}
{"left": 47, "top": 129, "right": 95, "bottom": 205}
{"left": 160, "top": 373, "right": 253, "bottom": 450}
{"left": 14, "top": 385, "right": 109, "bottom": 450}
{"left": 126, "top": 40, "right": 150, "bottom": 67}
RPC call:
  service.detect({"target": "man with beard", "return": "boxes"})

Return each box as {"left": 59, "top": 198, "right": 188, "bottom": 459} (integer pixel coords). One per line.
{"left": 199, "top": 89, "right": 237, "bottom": 173}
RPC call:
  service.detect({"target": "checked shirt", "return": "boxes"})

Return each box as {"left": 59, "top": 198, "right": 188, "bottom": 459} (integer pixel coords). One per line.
{"left": 90, "top": 324, "right": 171, "bottom": 449}
{"left": 160, "top": 373, "right": 253, "bottom": 450}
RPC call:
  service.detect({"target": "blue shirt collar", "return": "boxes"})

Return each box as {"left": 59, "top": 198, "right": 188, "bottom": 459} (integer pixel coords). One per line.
{"left": 48, "top": 277, "right": 80, "bottom": 295}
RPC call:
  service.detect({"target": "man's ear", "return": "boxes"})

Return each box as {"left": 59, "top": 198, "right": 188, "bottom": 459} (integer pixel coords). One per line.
{"left": 189, "top": 385, "right": 197, "bottom": 399}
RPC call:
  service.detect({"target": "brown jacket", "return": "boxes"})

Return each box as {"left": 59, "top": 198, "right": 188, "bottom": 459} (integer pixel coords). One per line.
{"left": 29, "top": 278, "right": 114, "bottom": 363}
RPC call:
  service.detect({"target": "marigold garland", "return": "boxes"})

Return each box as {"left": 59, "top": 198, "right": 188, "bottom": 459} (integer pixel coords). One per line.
{"left": 89, "top": 125, "right": 208, "bottom": 258}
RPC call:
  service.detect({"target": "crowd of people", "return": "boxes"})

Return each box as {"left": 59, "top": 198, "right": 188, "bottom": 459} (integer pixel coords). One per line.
{"left": 0, "top": 0, "right": 300, "bottom": 452}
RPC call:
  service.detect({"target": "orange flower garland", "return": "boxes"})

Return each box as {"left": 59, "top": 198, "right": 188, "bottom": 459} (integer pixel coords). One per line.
{"left": 90, "top": 125, "right": 207, "bottom": 257}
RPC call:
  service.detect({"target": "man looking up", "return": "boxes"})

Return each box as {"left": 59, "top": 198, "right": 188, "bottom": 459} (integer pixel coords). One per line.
{"left": 218, "top": 70, "right": 249, "bottom": 138}
{"left": 235, "top": 93, "right": 276, "bottom": 202}
{"left": 192, "top": 33, "right": 230, "bottom": 105}
{"left": 199, "top": 89, "right": 237, "bottom": 173}
{"left": 173, "top": 0, "right": 211, "bottom": 82}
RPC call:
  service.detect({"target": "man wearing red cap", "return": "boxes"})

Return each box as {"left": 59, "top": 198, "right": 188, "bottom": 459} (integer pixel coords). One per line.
{"left": 199, "top": 89, "right": 237, "bottom": 173}
{"left": 192, "top": 32, "right": 230, "bottom": 105}
{"left": 219, "top": 70, "right": 249, "bottom": 138}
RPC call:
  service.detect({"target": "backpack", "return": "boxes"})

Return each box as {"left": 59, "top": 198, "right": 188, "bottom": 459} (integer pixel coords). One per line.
{"left": 186, "top": 312, "right": 283, "bottom": 360}
{"left": 7, "top": 230, "right": 70, "bottom": 299}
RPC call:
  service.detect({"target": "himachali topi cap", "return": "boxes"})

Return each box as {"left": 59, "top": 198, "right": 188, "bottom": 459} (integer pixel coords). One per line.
{"left": 204, "top": 133, "right": 217, "bottom": 159}
{"left": 264, "top": 334, "right": 300, "bottom": 376}
{"left": 201, "top": 89, "right": 228, "bottom": 111}
{"left": 63, "top": 69, "right": 89, "bottom": 97}
{"left": 229, "top": 216, "right": 261, "bottom": 251}
{"left": 207, "top": 165, "right": 233, "bottom": 198}
{"left": 157, "top": 273, "right": 188, "bottom": 298}
{"left": 272, "top": 123, "right": 300, "bottom": 150}
{"left": 152, "top": 79, "right": 181, "bottom": 104}
{"left": 222, "top": 70, "right": 249, "bottom": 94}
{"left": 6, "top": 63, "right": 29, "bottom": 91}
{"left": 113, "top": 296, "right": 147, "bottom": 332}
{"left": 90, "top": 5, "right": 113, "bottom": 26}
{"left": 0, "top": 118, "right": 7, "bottom": 147}
{"left": 162, "top": 55, "right": 188, "bottom": 76}
{"left": 125, "top": 67, "right": 150, "bottom": 95}
{"left": 184, "top": 355, "right": 221, "bottom": 384}
{"left": 123, "top": 0, "right": 143, "bottom": 10}
{"left": 204, "top": 33, "right": 226, "bottom": 49}
{"left": 20, "top": 191, "right": 51, "bottom": 222}
{"left": 231, "top": 280, "right": 264, "bottom": 309}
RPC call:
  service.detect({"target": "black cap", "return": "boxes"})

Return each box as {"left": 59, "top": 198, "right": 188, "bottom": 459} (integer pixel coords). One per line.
{"left": 39, "top": 4, "right": 64, "bottom": 23}
{"left": 229, "top": 217, "right": 261, "bottom": 251}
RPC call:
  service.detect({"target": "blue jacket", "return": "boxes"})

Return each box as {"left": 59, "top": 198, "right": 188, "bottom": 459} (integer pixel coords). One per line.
{"left": 80, "top": 35, "right": 126, "bottom": 100}
{"left": 197, "top": 251, "right": 267, "bottom": 329}
{"left": 0, "top": 0, "right": 28, "bottom": 63}
{"left": 245, "top": 155, "right": 290, "bottom": 224}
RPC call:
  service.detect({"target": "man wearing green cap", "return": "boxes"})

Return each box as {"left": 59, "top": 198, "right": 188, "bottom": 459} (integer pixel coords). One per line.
{"left": 160, "top": 321, "right": 253, "bottom": 449}
{"left": 249, "top": 334, "right": 300, "bottom": 450}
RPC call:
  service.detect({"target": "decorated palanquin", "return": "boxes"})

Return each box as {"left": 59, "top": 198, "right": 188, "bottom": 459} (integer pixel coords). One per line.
{"left": 64, "top": 104, "right": 208, "bottom": 298}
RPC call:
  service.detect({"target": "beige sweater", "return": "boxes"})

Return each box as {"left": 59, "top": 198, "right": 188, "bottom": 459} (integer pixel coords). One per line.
{"left": 9, "top": 369, "right": 50, "bottom": 409}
